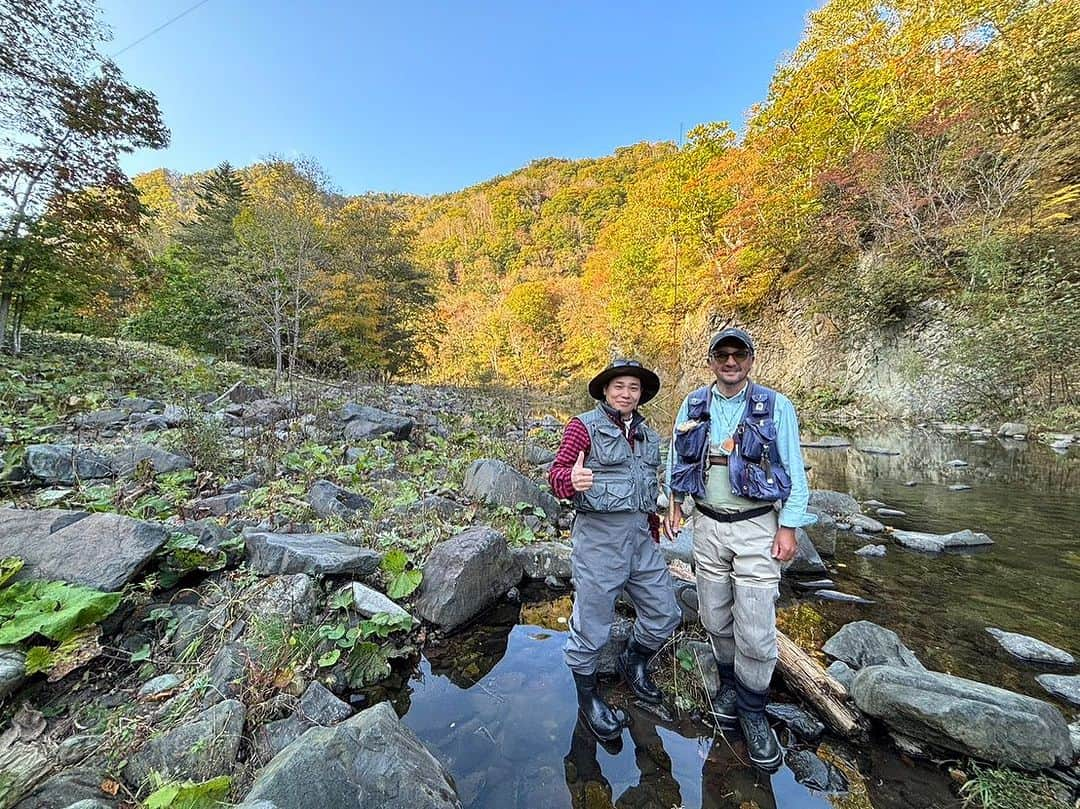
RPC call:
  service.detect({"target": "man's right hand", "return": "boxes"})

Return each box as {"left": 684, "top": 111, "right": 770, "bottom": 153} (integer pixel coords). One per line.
{"left": 662, "top": 502, "right": 683, "bottom": 540}
{"left": 570, "top": 450, "right": 594, "bottom": 492}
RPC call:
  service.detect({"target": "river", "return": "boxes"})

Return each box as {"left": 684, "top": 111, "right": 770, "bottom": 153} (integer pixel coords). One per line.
{"left": 391, "top": 426, "right": 1078, "bottom": 808}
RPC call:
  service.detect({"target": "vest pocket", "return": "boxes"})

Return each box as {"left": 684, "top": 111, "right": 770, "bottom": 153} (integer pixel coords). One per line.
{"left": 591, "top": 424, "right": 630, "bottom": 464}
{"left": 581, "top": 478, "right": 635, "bottom": 512}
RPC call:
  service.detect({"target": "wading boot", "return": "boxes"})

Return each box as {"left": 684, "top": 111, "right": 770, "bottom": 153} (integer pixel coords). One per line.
{"left": 735, "top": 679, "right": 782, "bottom": 771}
{"left": 708, "top": 663, "right": 738, "bottom": 727}
{"left": 573, "top": 671, "right": 628, "bottom": 742}
{"left": 617, "top": 637, "right": 664, "bottom": 704}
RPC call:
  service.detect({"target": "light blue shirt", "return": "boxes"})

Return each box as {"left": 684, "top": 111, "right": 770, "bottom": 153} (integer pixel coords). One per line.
{"left": 667, "top": 381, "right": 816, "bottom": 529}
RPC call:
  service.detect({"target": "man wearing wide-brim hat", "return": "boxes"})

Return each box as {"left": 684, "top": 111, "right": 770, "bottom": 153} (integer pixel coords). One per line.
{"left": 548, "top": 359, "right": 681, "bottom": 741}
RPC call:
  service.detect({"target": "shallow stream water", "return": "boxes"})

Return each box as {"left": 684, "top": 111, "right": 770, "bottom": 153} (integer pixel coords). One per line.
{"left": 392, "top": 426, "right": 1078, "bottom": 809}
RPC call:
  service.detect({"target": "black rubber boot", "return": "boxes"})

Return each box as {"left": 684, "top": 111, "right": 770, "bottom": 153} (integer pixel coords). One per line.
{"left": 735, "top": 678, "right": 782, "bottom": 771}
{"left": 617, "top": 637, "right": 664, "bottom": 704}
{"left": 708, "top": 663, "right": 738, "bottom": 726}
{"left": 573, "top": 671, "right": 628, "bottom": 742}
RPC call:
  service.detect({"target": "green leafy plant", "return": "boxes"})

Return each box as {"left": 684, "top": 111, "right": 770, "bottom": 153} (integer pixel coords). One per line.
{"left": 157, "top": 532, "right": 227, "bottom": 588}
{"left": 380, "top": 549, "right": 422, "bottom": 599}
{"left": 346, "top": 641, "right": 390, "bottom": 688}
{"left": 0, "top": 578, "right": 121, "bottom": 645}
{"left": 143, "top": 775, "right": 231, "bottom": 809}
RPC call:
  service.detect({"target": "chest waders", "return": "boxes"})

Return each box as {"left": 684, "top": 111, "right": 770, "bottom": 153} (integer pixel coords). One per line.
{"left": 672, "top": 385, "right": 788, "bottom": 770}
{"left": 564, "top": 406, "right": 680, "bottom": 741}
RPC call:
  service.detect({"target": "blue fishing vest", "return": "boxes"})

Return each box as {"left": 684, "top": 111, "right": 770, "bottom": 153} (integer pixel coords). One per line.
{"left": 573, "top": 405, "right": 662, "bottom": 514}
{"left": 670, "top": 382, "right": 792, "bottom": 503}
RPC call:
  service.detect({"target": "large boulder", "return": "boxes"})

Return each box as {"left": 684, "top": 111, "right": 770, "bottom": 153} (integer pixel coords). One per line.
{"left": 414, "top": 527, "right": 522, "bottom": 631}
{"left": 462, "top": 459, "right": 558, "bottom": 520}
{"left": 890, "top": 529, "right": 993, "bottom": 553}
{"left": 124, "top": 699, "right": 245, "bottom": 786}
{"left": 822, "top": 621, "right": 925, "bottom": 672}
{"left": 0, "top": 509, "right": 167, "bottom": 590}
{"left": 244, "top": 701, "right": 460, "bottom": 809}
{"left": 997, "top": 422, "right": 1029, "bottom": 438}
{"left": 244, "top": 531, "right": 380, "bottom": 577}
{"left": 850, "top": 665, "right": 1071, "bottom": 769}
{"left": 24, "top": 445, "right": 112, "bottom": 484}
{"left": 340, "top": 404, "right": 414, "bottom": 441}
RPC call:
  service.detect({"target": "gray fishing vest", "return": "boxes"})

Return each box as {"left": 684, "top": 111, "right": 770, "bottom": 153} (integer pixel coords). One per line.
{"left": 572, "top": 405, "right": 662, "bottom": 514}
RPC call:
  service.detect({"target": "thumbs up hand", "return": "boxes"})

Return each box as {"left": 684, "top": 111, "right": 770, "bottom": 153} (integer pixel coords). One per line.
{"left": 570, "top": 450, "right": 594, "bottom": 492}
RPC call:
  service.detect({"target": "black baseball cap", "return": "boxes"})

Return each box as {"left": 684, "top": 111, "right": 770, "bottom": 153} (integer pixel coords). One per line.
{"left": 709, "top": 327, "right": 755, "bottom": 354}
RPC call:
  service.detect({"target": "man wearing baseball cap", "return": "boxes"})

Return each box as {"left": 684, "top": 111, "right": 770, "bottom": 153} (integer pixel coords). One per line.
{"left": 665, "top": 327, "right": 814, "bottom": 770}
{"left": 548, "top": 359, "right": 681, "bottom": 741}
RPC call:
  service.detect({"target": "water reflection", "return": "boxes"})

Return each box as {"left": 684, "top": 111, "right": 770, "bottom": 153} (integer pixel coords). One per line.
{"left": 802, "top": 426, "right": 1080, "bottom": 696}
{"left": 400, "top": 599, "right": 959, "bottom": 809}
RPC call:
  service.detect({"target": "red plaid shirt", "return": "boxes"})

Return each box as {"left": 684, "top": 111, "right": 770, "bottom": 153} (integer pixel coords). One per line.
{"left": 549, "top": 414, "right": 661, "bottom": 541}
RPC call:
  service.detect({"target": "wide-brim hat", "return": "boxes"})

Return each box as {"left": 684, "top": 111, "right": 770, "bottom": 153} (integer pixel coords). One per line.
{"left": 588, "top": 359, "right": 661, "bottom": 405}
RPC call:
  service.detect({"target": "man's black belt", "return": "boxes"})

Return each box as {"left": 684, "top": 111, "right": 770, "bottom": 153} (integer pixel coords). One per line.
{"left": 695, "top": 502, "right": 774, "bottom": 523}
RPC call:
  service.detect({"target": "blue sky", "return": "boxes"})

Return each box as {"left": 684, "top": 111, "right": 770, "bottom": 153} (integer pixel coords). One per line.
{"left": 98, "top": 0, "right": 819, "bottom": 196}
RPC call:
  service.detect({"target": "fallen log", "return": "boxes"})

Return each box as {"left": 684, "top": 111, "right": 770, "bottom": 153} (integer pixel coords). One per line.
{"left": 667, "top": 561, "right": 868, "bottom": 739}
{"left": 776, "top": 631, "right": 869, "bottom": 739}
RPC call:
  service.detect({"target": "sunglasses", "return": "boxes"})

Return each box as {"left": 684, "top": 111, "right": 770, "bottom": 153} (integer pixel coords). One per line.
{"left": 611, "top": 359, "right": 642, "bottom": 368}
{"left": 710, "top": 349, "right": 750, "bottom": 362}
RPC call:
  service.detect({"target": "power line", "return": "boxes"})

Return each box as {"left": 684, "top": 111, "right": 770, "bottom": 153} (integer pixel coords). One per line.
{"left": 109, "top": 0, "right": 214, "bottom": 59}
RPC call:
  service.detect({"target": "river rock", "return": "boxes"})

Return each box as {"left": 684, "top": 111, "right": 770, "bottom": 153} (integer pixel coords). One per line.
{"left": 188, "top": 492, "right": 248, "bottom": 516}
{"left": 396, "top": 495, "right": 463, "bottom": 522}
{"left": 462, "top": 459, "right": 559, "bottom": 520}
{"left": 512, "top": 542, "right": 572, "bottom": 580}
{"left": 0, "top": 509, "right": 167, "bottom": 590}
{"left": 202, "top": 642, "right": 249, "bottom": 707}
{"left": 349, "top": 582, "right": 411, "bottom": 620}
{"left": 0, "top": 646, "right": 27, "bottom": 700}
{"left": 808, "top": 490, "right": 859, "bottom": 516}
{"left": 138, "top": 673, "right": 182, "bottom": 699}
{"left": 124, "top": 699, "right": 245, "bottom": 785}
{"left": 74, "top": 409, "right": 128, "bottom": 430}
{"left": 244, "top": 530, "right": 380, "bottom": 577}
{"left": 11, "top": 768, "right": 115, "bottom": 809}
{"left": 766, "top": 703, "right": 825, "bottom": 742}
{"left": 823, "top": 621, "right": 925, "bottom": 671}
{"left": 25, "top": 445, "right": 113, "bottom": 484}
{"left": 876, "top": 508, "right": 906, "bottom": 518}
{"left": 856, "top": 446, "right": 900, "bottom": 456}
{"left": 997, "top": 422, "right": 1029, "bottom": 438}
{"left": 855, "top": 544, "right": 886, "bottom": 557}
{"left": 944, "top": 459, "right": 969, "bottom": 468}
{"left": 815, "top": 590, "right": 875, "bottom": 605}
{"left": 340, "top": 404, "right": 414, "bottom": 441}
{"left": 244, "top": 701, "right": 460, "bottom": 809}
{"left": 784, "top": 749, "right": 848, "bottom": 793}
{"left": 804, "top": 509, "right": 836, "bottom": 556}
{"left": 985, "top": 628, "right": 1074, "bottom": 666}
{"left": 254, "top": 682, "right": 354, "bottom": 760}
{"left": 826, "top": 660, "right": 855, "bottom": 689}
{"left": 1070, "top": 720, "right": 1080, "bottom": 759}
{"left": 109, "top": 444, "right": 191, "bottom": 476}
{"left": 414, "top": 527, "right": 522, "bottom": 631}
{"left": 890, "top": 528, "right": 992, "bottom": 553}
{"left": 792, "top": 578, "right": 834, "bottom": 591}
{"left": 524, "top": 444, "right": 556, "bottom": 465}
{"left": 118, "top": 396, "right": 163, "bottom": 414}
{"left": 595, "top": 618, "right": 634, "bottom": 676}
{"left": 242, "top": 574, "right": 317, "bottom": 627}
{"left": 783, "top": 529, "right": 827, "bottom": 575}
{"left": 848, "top": 513, "right": 884, "bottom": 533}
{"left": 307, "top": 479, "right": 371, "bottom": 520}
{"left": 1036, "top": 674, "right": 1080, "bottom": 706}
{"left": 850, "top": 665, "right": 1071, "bottom": 769}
